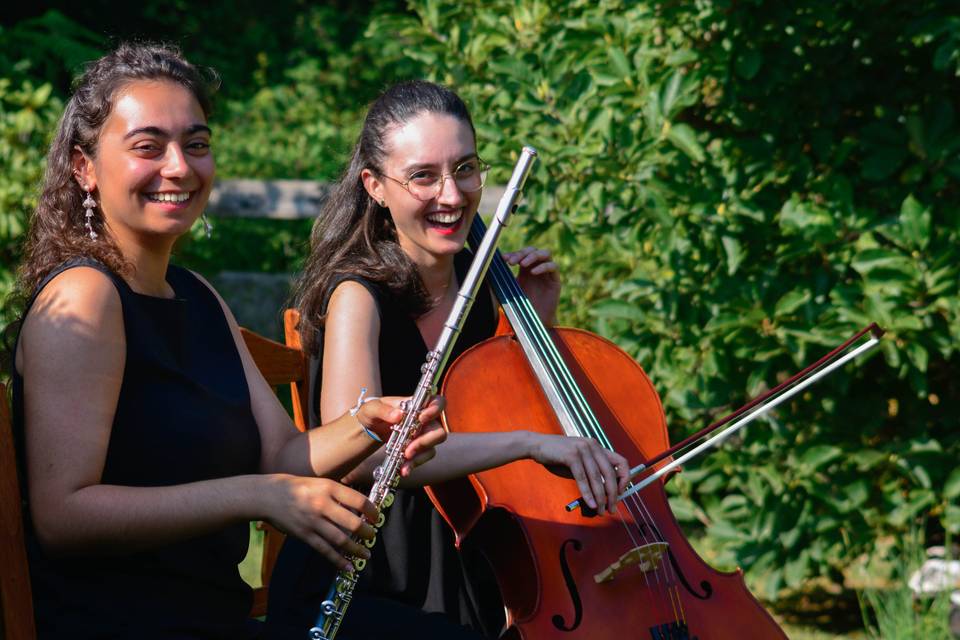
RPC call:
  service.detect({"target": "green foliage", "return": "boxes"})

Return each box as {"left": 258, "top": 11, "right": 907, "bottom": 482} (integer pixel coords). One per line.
{"left": 0, "top": 11, "right": 104, "bottom": 90}
{"left": 211, "top": 3, "right": 416, "bottom": 180}
{"left": 369, "top": 0, "right": 960, "bottom": 595}
{"left": 0, "top": 78, "right": 63, "bottom": 323}
{"left": 2, "top": 0, "right": 958, "bottom": 608}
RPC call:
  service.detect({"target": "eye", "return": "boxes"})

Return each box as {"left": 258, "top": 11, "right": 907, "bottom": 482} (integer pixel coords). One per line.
{"left": 455, "top": 161, "right": 478, "bottom": 176}
{"left": 186, "top": 140, "right": 211, "bottom": 155}
{"left": 132, "top": 141, "right": 162, "bottom": 154}
{"left": 408, "top": 170, "right": 438, "bottom": 186}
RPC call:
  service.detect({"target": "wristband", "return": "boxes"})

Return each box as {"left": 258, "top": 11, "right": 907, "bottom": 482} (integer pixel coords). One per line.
{"left": 349, "top": 387, "right": 383, "bottom": 443}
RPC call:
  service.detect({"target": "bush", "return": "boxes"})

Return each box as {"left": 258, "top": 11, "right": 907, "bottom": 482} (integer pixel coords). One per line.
{"left": 368, "top": 0, "right": 960, "bottom": 597}
{"left": 0, "top": 79, "right": 62, "bottom": 325}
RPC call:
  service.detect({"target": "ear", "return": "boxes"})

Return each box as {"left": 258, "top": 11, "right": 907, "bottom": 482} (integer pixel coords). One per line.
{"left": 360, "top": 168, "right": 385, "bottom": 206}
{"left": 71, "top": 146, "right": 97, "bottom": 192}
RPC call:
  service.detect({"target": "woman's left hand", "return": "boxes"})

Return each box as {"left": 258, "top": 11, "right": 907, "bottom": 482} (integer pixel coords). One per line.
{"left": 503, "top": 246, "right": 561, "bottom": 326}
{"left": 526, "top": 434, "right": 629, "bottom": 515}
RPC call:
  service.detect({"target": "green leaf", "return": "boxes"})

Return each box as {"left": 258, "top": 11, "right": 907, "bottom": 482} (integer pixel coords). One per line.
{"left": 660, "top": 70, "right": 683, "bottom": 115}
{"left": 851, "top": 248, "right": 919, "bottom": 281}
{"left": 589, "top": 299, "right": 642, "bottom": 322}
{"left": 735, "top": 49, "right": 763, "bottom": 80}
{"left": 721, "top": 235, "right": 743, "bottom": 275}
{"left": 887, "top": 490, "right": 936, "bottom": 527}
{"left": 849, "top": 450, "right": 887, "bottom": 471}
{"left": 607, "top": 47, "right": 632, "bottom": 80}
{"left": 665, "top": 123, "right": 704, "bottom": 162}
{"left": 945, "top": 504, "right": 960, "bottom": 534}
{"left": 783, "top": 550, "right": 810, "bottom": 588}
{"left": 799, "top": 445, "right": 843, "bottom": 472}
{"left": 898, "top": 195, "right": 931, "bottom": 250}
{"left": 774, "top": 289, "right": 811, "bottom": 317}
{"left": 944, "top": 467, "right": 960, "bottom": 499}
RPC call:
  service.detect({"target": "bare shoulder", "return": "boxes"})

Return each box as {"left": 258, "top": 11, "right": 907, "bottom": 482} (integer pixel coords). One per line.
{"left": 327, "top": 280, "right": 379, "bottom": 322}
{"left": 27, "top": 266, "right": 122, "bottom": 331}
{"left": 18, "top": 266, "right": 124, "bottom": 374}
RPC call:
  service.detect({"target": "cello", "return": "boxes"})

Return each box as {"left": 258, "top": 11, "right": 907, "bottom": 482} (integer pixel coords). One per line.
{"left": 427, "top": 216, "right": 807, "bottom": 639}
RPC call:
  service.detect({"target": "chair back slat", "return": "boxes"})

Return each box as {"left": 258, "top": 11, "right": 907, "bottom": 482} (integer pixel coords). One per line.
{"left": 282, "top": 309, "right": 309, "bottom": 431}
{"left": 240, "top": 326, "right": 311, "bottom": 617}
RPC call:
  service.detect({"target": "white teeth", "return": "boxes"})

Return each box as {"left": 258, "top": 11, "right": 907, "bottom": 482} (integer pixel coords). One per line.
{"left": 426, "top": 210, "right": 462, "bottom": 224}
{"left": 146, "top": 192, "right": 191, "bottom": 203}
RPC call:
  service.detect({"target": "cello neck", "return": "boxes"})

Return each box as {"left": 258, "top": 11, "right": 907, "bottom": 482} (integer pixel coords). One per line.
{"left": 467, "top": 216, "right": 586, "bottom": 439}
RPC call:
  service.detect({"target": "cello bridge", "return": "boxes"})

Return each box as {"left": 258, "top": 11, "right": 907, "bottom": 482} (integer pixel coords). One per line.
{"left": 594, "top": 542, "right": 669, "bottom": 584}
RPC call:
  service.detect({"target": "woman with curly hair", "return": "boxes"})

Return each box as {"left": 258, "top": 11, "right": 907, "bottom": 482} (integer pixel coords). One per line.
{"left": 8, "top": 43, "right": 443, "bottom": 639}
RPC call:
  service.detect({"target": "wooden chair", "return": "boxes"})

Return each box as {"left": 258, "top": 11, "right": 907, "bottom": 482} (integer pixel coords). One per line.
{"left": 239, "top": 322, "right": 310, "bottom": 617}
{"left": 0, "top": 382, "right": 38, "bottom": 640}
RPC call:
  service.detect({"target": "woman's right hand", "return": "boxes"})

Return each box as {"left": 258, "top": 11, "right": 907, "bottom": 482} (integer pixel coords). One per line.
{"left": 263, "top": 475, "right": 378, "bottom": 571}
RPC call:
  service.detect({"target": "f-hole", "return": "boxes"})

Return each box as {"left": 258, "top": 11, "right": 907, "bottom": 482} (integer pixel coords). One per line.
{"left": 551, "top": 538, "right": 584, "bottom": 632}
{"left": 667, "top": 547, "right": 712, "bottom": 600}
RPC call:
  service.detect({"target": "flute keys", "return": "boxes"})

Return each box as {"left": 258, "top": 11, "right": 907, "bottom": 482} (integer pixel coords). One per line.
{"left": 382, "top": 491, "right": 395, "bottom": 508}
{"left": 363, "top": 535, "right": 377, "bottom": 548}
{"left": 353, "top": 558, "right": 367, "bottom": 572}
{"left": 375, "top": 512, "right": 386, "bottom": 528}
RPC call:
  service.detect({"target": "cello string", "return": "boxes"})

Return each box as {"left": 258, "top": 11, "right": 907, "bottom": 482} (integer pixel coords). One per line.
{"left": 475, "top": 227, "right": 683, "bottom": 620}
{"left": 473, "top": 221, "right": 675, "bottom": 558}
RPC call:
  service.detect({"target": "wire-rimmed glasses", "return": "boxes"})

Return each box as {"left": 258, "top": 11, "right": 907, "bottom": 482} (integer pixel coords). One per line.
{"left": 384, "top": 158, "right": 490, "bottom": 202}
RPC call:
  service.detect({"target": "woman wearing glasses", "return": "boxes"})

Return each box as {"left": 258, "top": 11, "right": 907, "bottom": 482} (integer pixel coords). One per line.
{"left": 267, "top": 81, "right": 627, "bottom": 638}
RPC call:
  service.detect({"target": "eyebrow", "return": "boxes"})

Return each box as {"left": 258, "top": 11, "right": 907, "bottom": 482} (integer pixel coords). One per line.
{"left": 123, "top": 124, "right": 213, "bottom": 140}
{"left": 400, "top": 153, "right": 478, "bottom": 175}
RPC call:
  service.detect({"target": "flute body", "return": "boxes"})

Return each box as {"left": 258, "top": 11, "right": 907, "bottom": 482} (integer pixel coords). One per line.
{"left": 309, "top": 145, "right": 538, "bottom": 640}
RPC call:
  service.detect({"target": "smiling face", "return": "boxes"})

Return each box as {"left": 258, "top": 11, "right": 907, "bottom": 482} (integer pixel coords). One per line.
{"left": 363, "top": 112, "right": 481, "bottom": 267}
{"left": 74, "top": 79, "right": 214, "bottom": 250}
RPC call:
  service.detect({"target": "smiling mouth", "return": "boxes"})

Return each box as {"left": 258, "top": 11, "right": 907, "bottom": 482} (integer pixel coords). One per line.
{"left": 426, "top": 209, "right": 463, "bottom": 226}
{"left": 145, "top": 191, "right": 193, "bottom": 204}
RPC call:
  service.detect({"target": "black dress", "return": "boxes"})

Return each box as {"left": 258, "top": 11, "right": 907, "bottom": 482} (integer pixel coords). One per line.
{"left": 267, "top": 251, "right": 504, "bottom": 639}
{"left": 12, "top": 259, "right": 263, "bottom": 639}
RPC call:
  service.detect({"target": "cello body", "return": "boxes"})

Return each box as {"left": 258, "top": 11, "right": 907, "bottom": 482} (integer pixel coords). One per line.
{"left": 430, "top": 326, "right": 787, "bottom": 639}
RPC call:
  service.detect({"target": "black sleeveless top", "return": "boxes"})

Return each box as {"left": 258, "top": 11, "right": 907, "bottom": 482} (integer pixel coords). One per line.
{"left": 12, "top": 259, "right": 262, "bottom": 639}
{"left": 267, "top": 251, "right": 504, "bottom": 637}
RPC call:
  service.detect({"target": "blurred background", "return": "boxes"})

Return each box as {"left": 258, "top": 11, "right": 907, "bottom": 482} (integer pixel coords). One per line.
{"left": 2, "top": 1, "right": 958, "bottom": 636}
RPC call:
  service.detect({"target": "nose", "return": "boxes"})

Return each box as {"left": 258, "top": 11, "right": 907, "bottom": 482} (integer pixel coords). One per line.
{"left": 160, "top": 143, "right": 191, "bottom": 179}
{"left": 436, "top": 173, "right": 466, "bottom": 207}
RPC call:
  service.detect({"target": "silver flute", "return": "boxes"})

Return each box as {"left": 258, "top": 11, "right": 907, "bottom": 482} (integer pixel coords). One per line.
{"left": 309, "top": 146, "right": 538, "bottom": 640}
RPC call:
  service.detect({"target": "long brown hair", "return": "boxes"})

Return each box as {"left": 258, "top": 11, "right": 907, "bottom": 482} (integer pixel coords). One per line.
{"left": 291, "top": 80, "right": 477, "bottom": 355}
{"left": 2, "top": 42, "right": 217, "bottom": 375}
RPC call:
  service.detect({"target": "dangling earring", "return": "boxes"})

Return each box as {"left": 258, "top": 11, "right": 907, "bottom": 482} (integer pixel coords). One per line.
{"left": 82, "top": 188, "right": 98, "bottom": 240}
{"left": 201, "top": 212, "right": 212, "bottom": 239}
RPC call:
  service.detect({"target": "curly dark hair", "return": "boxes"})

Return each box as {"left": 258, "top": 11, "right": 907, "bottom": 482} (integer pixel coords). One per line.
{"left": 2, "top": 42, "right": 218, "bottom": 376}
{"left": 291, "top": 80, "right": 476, "bottom": 355}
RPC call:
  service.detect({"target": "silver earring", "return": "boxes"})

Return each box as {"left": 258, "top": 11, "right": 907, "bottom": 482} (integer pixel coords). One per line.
{"left": 201, "top": 212, "right": 212, "bottom": 239}
{"left": 82, "top": 188, "right": 98, "bottom": 240}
